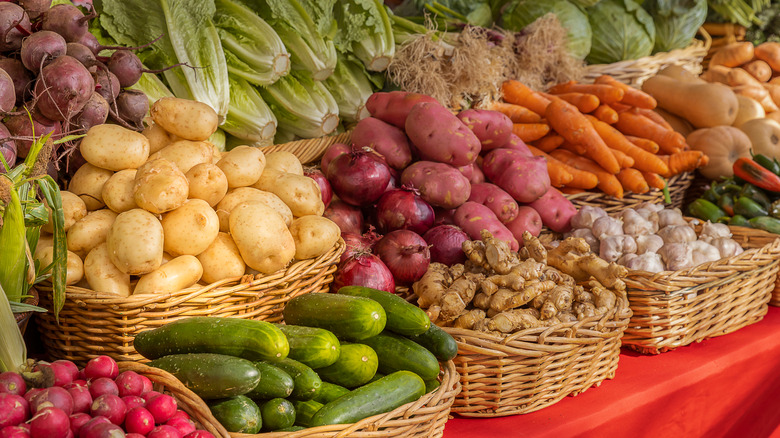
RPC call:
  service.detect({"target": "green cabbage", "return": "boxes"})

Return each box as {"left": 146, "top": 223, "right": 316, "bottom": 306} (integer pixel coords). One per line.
{"left": 643, "top": 0, "right": 707, "bottom": 53}
{"left": 501, "top": 0, "right": 592, "bottom": 60}
{"left": 222, "top": 75, "right": 277, "bottom": 146}
{"left": 258, "top": 72, "right": 340, "bottom": 140}
{"left": 586, "top": 0, "right": 656, "bottom": 64}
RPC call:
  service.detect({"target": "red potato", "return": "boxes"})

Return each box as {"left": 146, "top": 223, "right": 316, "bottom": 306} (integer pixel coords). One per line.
{"left": 351, "top": 117, "right": 412, "bottom": 170}
{"left": 454, "top": 201, "right": 519, "bottom": 251}
{"left": 481, "top": 148, "right": 550, "bottom": 203}
{"left": 456, "top": 162, "right": 485, "bottom": 184}
{"left": 504, "top": 206, "right": 543, "bottom": 241}
{"left": 405, "top": 102, "right": 481, "bottom": 167}
{"left": 501, "top": 134, "right": 533, "bottom": 156}
{"left": 468, "top": 183, "right": 519, "bottom": 224}
{"left": 365, "top": 91, "right": 439, "bottom": 128}
{"left": 527, "top": 187, "right": 577, "bottom": 233}
{"left": 457, "top": 109, "right": 513, "bottom": 151}
{"left": 400, "top": 161, "right": 471, "bottom": 209}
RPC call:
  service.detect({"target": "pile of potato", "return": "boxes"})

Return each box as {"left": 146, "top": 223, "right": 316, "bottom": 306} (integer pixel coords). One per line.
{"left": 36, "top": 97, "right": 340, "bottom": 297}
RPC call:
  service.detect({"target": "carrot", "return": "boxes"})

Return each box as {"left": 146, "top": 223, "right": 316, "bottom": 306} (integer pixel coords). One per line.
{"left": 584, "top": 115, "right": 669, "bottom": 175}
{"left": 501, "top": 80, "right": 551, "bottom": 115}
{"left": 608, "top": 102, "right": 632, "bottom": 113}
{"left": 550, "top": 149, "right": 623, "bottom": 198}
{"left": 635, "top": 108, "right": 672, "bottom": 131}
{"left": 560, "top": 140, "right": 587, "bottom": 155}
{"left": 594, "top": 75, "right": 657, "bottom": 109}
{"left": 560, "top": 187, "right": 586, "bottom": 195}
{"left": 487, "top": 101, "right": 542, "bottom": 123}
{"left": 512, "top": 123, "right": 550, "bottom": 142}
{"left": 625, "top": 135, "right": 660, "bottom": 154}
{"left": 528, "top": 145, "right": 598, "bottom": 189}
{"left": 540, "top": 91, "right": 600, "bottom": 113}
{"left": 593, "top": 104, "right": 619, "bottom": 124}
{"left": 548, "top": 80, "right": 625, "bottom": 104}
{"left": 533, "top": 133, "right": 564, "bottom": 152}
{"left": 610, "top": 148, "right": 634, "bottom": 169}
{"left": 545, "top": 98, "right": 621, "bottom": 174}
{"left": 614, "top": 111, "right": 686, "bottom": 154}
{"left": 526, "top": 145, "right": 574, "bottom": 187}
{"left": 658, "top": 151, "right": 707, "bottom": 177}
{"left": 616, "top": 168, "right": 650, "bottom": 194}
{"left": 642, "top": 172, "right": 666, "bottom": 190}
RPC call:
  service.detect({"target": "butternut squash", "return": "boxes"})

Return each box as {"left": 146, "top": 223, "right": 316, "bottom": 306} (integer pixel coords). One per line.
{"left": 654, "top": 107, "right": 694, "bottom": 136}
{"left": 710, "top": 42, "right": 754, "bottom": 68}
{"left": 731, "top": 84, "right": 779, "bottom": 113}
{"left": 699, "top": 65, "right": 731, "bottom": 85}
{"left": 740, "top": 118, "right": 780, "bottom": 158}
{"left": 656, "top": 65, "right": 705, "bottom": 83}
{"left": 754, "top": 42, "right": 780, "bottom": 72}
{"left": 742, "top": 60, "right": 772, "bottom": 82}
{"left": 687, "top": 126, "right": 752, "bottom": 179}
{"left": 733, "top": 94, "right": 766, "bottom": 127}
{"left": 641, "top": 75, "right": 738, "bottom": 128}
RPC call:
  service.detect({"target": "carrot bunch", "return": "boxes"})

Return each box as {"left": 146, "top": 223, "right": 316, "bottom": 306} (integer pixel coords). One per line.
{"left": 491, "top": 76, "right": 708, "bottom": 199}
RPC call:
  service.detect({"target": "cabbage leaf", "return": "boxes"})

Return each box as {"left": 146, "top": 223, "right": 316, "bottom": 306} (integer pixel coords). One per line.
{"left": 334, "top": 0, "right": 395, "bottom": 72}
{"left": 586, "top": 0, "right": 656, "bottom": 64}
{"left": 501, "top": 0, "right": 592, "bottom": 60}
{"left": 643, "top": 0, "right": 707, "bottom": 53}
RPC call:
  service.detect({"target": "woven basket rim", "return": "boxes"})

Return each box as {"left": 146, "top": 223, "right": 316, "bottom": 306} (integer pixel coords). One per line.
{"left": 260, "top": 131, "right": 352, "bottom": 165}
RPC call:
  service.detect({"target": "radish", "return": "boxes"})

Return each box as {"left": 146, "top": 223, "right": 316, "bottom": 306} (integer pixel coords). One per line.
{"left": 147, "top": 425, "right": 182, "bottom": 438}
{"left": 76, "top": 416, "right": 110, "bottom": 437}
{"left": 52, "top": 361, "right": 80, "bottom": 386}
{"left": 30, "top": 406, "right": 69, "bottom": 438}
{"left": 168, "top": 411, "right": 189, "bottom": 422}
{"left": 138, "top": 376, "right": 153, "bottom": 396}
{"left": 67, "top": 385, "right": 92, "bottom": 414}
{"left": 20, "top": 31, "right": 67, "bottom": 72}
{"left": 64, "top": 381, "right": 87, "bottom": 390}
{"left": 145, "top": 394, "right": 176, "bottom": 424}
{"left": 23, "top": 388, "right": 42, "bottom": 405}
{"left": 115, "top": 371, "right": 144, "bottom": 398}
{"left": 126, "top": 434, "right": 145, "bottom": 438}
{"left": 0, "top": 372, "right": 25, "bottom": 396}
{"left": 40, "top": 4, "right": 89, "bottom": 43}
{"left": 124, "top": 407, "right": 154, "bottom": 435}
{"left": 121, "top": 396, "right": 145, "bottom": 411}
{"left": 84, "top": 356, "right": 118, "bottom": 380}
{"left": 0, "top": 425, "right": 30, "bottom": 438}
{"left": 0, "top": 3, "right": 31, "bottom": 52}
{"left": 165, "top": 417, "right": 195, "bottom": 436}
{"left": 184, "top": 431, "right": 215, "bottom": 438}
{"left": 140, "top": 391, "right": 161, "bottom": 403}
{"left": 90, "top": 395, "right": 126, "bottom": 425}
{"left": 33, "top": 55, "right": 94, "bottom": 121}
{"left": 68, "top": 413, "right": 90, "bottom": 437}
{"left": 0, "top": 393, "right": 28, "bottom": 428}
{"left": 80, "top": 422, "right": 125, "bottom": 438}
{"left": 30, "top": 387, "right": 74, "bottom": 416}
{"left": 88, "top": 378, "right": 118, "bottom": 398}
{"left": 32, "top": 361, "right": 76, "bottom": 387}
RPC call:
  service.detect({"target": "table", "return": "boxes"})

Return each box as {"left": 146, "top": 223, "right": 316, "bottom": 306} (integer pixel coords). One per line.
{"left": 443, "top": 305, "right": 780, "bottom": 438}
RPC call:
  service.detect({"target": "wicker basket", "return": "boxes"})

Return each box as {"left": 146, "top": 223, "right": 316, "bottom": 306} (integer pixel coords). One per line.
{"left": 622, "top": 225, "right": 780, "bottom": 354}
{"left": 583, "top": 28, "right": 711, "bottom": 87}
{"left": 15, "top": 287, "right": 39, "bottom": 336}
{"left": 261, "top": 132, "right": 352, "bottom": 165}
{"left": 36, "top": 239, "right": 345, "bottom": 365}
{"left": 121, "top": 360, "right": 460, "bottom": 438}
{"left": 443, "top": 297, "right": 632, "bottom": 417}
{"left": 564, "top": 172, "right": 695, "bottom": 214}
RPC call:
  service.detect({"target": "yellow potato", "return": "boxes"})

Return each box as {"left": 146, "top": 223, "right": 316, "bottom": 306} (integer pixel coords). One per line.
{"left": 133, "top": 255, "right": 203, "bottom": 295}
{"left": 67, "top": 209, "right": 118, "bottom": 259}
{"left": 253, "top": 169, "right": 324, "bottom": 217}
{"left": 216, "top": 146, "right": 266, "bottom": 188}
{"left": 43, "top": 190, "right": 87, "bottom": 233}
{"left": 196, "top": 232, "right": 246, "bottom": 284}
{"left": 210, "top": 143, "right": 222, "bottom": 164}
{"left": 84, "top": 243, "right": 130, "bottom": 296}
{"left": 162, "top": 252, "right": 174, "bottom": 265}
{"left": 106, "top": 208, "right": 164, "bottom": 275}
{"left": 215, "top": 187, "right": 293, "bottom": 231}
{"left": 80, "top": 125, "right": 150, "bottom": 171}
{"left": 150, "top": 140, "right": 213, "bottom": 174}
{"left": 161, "top": 199, "right": 219, "bottom": 256}
{"left": 151, "top": 97, "right": 219, "bottom": 141}
{"left": 102, "top": 169, "right": 138, "bottom": 213}
{"left": 142, "top": 122, "right": 173, "bottom": 154}
{"left": 68, "top": 163, "right": 113, "bottom": 211}
{"left": 229, "top": 203, "right": 295, "bottom": 274}
{"left": 133, "top": 158, "right": 189, "bottom": 214}
{"left": 264, "top": 151, "right": 303, "bottom": 175}
{"left": 186, "top": 163, "right": 228, "bottom": 207}
{"left": 35, "top": 247, "right": 84, "bottom": 286}
{"left": 289, "top": 215, "right": 341, "bottom": 260}
{"left": 36, "top": 233, "right": 53, "bottom": 253}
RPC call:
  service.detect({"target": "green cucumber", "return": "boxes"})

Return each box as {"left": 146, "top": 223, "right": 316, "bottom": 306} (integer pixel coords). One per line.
{"left": 276, "top": 324, "right": 341, "bottom": 369}
{"left": 246, "top": 362, "right": 294, "bottom": 400}
{"left": 259, "top": 398, "right": 295, "bottom": 431}
{"left": 278, "top": 426, "right": 306, "bottom": 432}
{"left": 336, "top": 286, "right": 431, "bottom": 336}
{"left": 134, "top": 316, "right": 288, "bottom": 361}
{"left": 293, "top": 400, "right": 324, "bottom": 427}
{"left": 367, "top": 372, "right": 385, "bottom": 383}
{"left": 362, "top": 332, "right": 440, "bottom": 380}
{"left": 208, "top": 395, "right": 261, "bottom": 433}
{"left": 147, "top": 353, "right": 259, "bottom": 400}
{"left": 315, "top": 343, "right": 378, "bottom": 388}
{"left": 424, "top": 378, "right": 441, "bottom": 393}
{"left": 313, "top": 382, "right": 350, "bottom": 404}
{"left": 310, "top": 371, "right": 426, "bottom": 426}
{"left": 271, "top": 358, "right": 322, "bottom": 400}
{"left": 283, "top": 293, "right": 386, "bottom": 341}
{"left": 406, "top": 323, "right": 458, "bottom": 362}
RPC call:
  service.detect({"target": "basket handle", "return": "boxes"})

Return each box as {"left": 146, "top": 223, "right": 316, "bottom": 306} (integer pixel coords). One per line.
{"left": 697, "top": 26, "right": 713, "bottom": 53}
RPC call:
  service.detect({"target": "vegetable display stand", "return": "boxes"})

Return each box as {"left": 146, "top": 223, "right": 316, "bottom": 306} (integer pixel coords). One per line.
{"left": 622, "top": 226, "right": 780, "bottom": 354}
{"left": 36, "top": 239, "right": 345, "bottom": 365}
{"left": 582, "top": 28, "right": 711, "bottom": 87}
{"left": 14, "top": 287, "right": 38, "bottom": 336}
{"left": 122, "top": 360, "right": 460, "bottom": 438}
{"left": 261, "top": 131, "right": 352, "bottom": 165}
{"left": 564, "top": 171, "right": 694, "bottom": 214}
{"left": 442, "top": 297, "right": 632, "bottom": 417}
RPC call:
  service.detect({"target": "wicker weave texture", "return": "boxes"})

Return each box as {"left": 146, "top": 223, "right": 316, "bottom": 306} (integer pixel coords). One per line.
{"left": 37, "top": 240, "right": 345, "bottom": 365}
{"left": 443, "top": 299, "right": 632, "bottom": 417}
{"left": 261, "top": 132, "right": 352, "bottom": 165}
{"left": 565, "top": 172, "right": 694, "bottom": 214}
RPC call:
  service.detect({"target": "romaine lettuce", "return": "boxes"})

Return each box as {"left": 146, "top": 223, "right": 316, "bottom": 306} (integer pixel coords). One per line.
{"left": 222, "top": 75, "right": 277, "bottom": 146}
{"left": 258, "top": 72, "right": 340, "bottom": 139}
{"left": 335, "top": 0, "right": 396, "bottom": 71}
{"left": 324, "top": 54, "right": 381, "bottom": 124}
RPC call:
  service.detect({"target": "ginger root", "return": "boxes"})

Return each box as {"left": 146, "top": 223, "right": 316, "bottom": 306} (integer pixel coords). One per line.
{"left": 488, "top": 280, "right": 556, "bottom": 313}
{"left": 439, "top": 273, "right": 483, "bottom": 322}
{"left": 414, "top": 263, "right": 452, "bottom": 309}
{"left": 546, "top": 237, "right": 628, "bottom": 291}
{"left": 482, "top": 230, "right": 520, "bottom": 274}
{"left": 521, "top": 231, "right": 547, "bottom": 263}
{"left": 488, "top": 309, "right": 543, "bottom": 333}
{"left": 453, "top": 309, "right": 486, "bottom": 330}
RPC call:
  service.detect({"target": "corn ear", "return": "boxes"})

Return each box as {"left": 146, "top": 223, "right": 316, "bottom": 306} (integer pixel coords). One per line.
{"left": 37, "top": 177, "right": 66, "bottom": 320}
{"left": 0, "top": 281, "right": 26, "bottom": 372}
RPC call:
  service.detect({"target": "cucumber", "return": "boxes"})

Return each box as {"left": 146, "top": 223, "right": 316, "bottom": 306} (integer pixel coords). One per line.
{"left": 313, "top": 382, "right": 351, "bottom": 404}
{"left": 208, "top": 395, "right": 261, "bottom": 433}
{"left": 315, "top": 343, "right": 378, "bottom": 388}
{"left": 259, "top": 398, "right": 295, "bottom": 431}
{"left": 336, "top": 286, "right": 430, "bottom": 336}
{"left": 278, "top": 426, "right": 306, "bottom": 432}
{"left": 283, "top": 293, "right": 386, "bottom": 341}
{"left": 424, "top": 378, "right": 441, "bottom": 394}
{"left": 362, "top": 332, "right": 441, "bottom": 381}
{"left": 276, "top": 324, "right": 341, "bottom": 369}
{"left": 134, "top": 316, "right": 289, "bottom": 361}
{"left": 367, "top": 372, "right": 385, "bottom": 384}
{"left": 148, "top": 353, "right": 259, "bottom": 400}
{"left": 271, "top": 358, "right": 322, "bottom": 400}
{"left": 406, "top": 323, "right": 458, "bottom": 362}
{"left": 293, "top": 399, "right": 324, "bottom": 427}
{"left": 246, "top": 362, "right": 294, "bottom": 400}
{"left": 310, "top": 371, "right": 426, "bottom": 426}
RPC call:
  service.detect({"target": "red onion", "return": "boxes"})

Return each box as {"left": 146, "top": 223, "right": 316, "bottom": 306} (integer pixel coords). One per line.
{"left": 423, "top": 225, "right": 468, "bottom": 266}
{"left": 304, "top": 168, "right": 333, "bottom": 207}
{"left": 385, "top": 166, "right": 400, "bottom": 192}
{"left": 375, "top": 187, "right": 434, "bottom": 235}
{"left": 321, "top": 142, "right": 351, "bottom": 176}
{"left": 327, "top": 149, "right": 391, "bottom": 206}
{"left": 340, "top": 227, "right": 382, "bottom": 262}
{"left": 375, "top": 230, "right": 431, "bottom": 285}
{"left": 323, "top": 200, "right": 364, "bottom": 234}
{"left": 331, "top": 252, "right": 395, "bottom": 293}
{"left": 433, "top": 207, "right": 457, "bottom": 226}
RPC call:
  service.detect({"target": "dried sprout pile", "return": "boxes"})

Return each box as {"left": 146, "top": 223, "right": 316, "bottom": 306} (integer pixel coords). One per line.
{"left": 411, "top": 230, "right": 627, "bottom": 335}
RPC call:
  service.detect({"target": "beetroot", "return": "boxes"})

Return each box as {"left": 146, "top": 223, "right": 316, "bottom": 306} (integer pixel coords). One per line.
{"left": 40, "top": 4, "right": 89, "bottom": 43}
{"left": 76, "top": 31, "right": 100, "bottom": 55}
{"left": 147, "top": 425, "right": 183, "bottom": 438}
{"left": 66, "top": 43, "right": 97, "bottom": 71}
{"left": 0, "top": 394, "right": 28, "bottom": 428}
{"left": 331, "top": 252, "right": 395, "bottom": 294}
{"left": 19, "top": 0, "right": 53, "bottom": 20}
{"left": 145, "top": 394, "right": 176, "bottom": 424}
{"left": 84, "top": 356, "right": 118, "bottom": 381}
{"left": 423, "top": 225, "right": 468, "bottom": 266}
{"left": 304, "top": 168, "right": 333, "bottom": 208}
{"left": 184, "top": 432, "right": 215, "bottom": 438}
{"left": 165, "top": 417, "right": 195, "bottom": 436}
{"left": 124, "top": 407, "right": 154, "bottom": 436}
{"left": 30, "top": 407, "right": 69, "bottom": 438}
{"left": 327, "top": 150, "right": 391, "bottom": 207}
{"left": 121, "top": 396, "right": 145, "bottom": 411}
{"left": 90, "top": 395, "right": 126, "bottom": 425}
{"left": 0, "top": 69, "right": 14, "bottom": 113}
{"left": 33, "top": 55, "right": 94, "bottom": 121}
{"left": 0, "top": 3, "right": 31, "bottom": 52}
{"left": 375, "top": 187, "right": 434, "bottom": 235}
{"left": 20, "top": 31, "right": 67, "bottom": 72}
{"left": 323, "top": 200, "right": 364, "bottom": 235}
{"left": 0, "top": 123, "right": 14, "bottom": 170}
{"left": 5, "top": 111, "right": 62, "bottom": 158}
{"left": 375, "top": 230, "right": 431, "bottom": 285}
{"left": 92, "top": 69, "right": 121, "bottom": 104}
{"left": 88, "top": 378, "right": 118, "bottom": 399}
{"left": 115, "top": 89, "right": 148, "bottom": 127}
{"left": 67, "top": 385, "right": 92, "bottom": 414}
{"left": 0, "top": 372, "right": 25, "bottom": 396}
{"left": 68, "top": 413, "right": 90, "bottom": 437}
{"left": 30, "top": 387, "right": 74, "bottom": 416}
{"left": 0, "top": 58, "right": 29, "bottom": 106}
{"left": 114, "top": 372, "right": 143, "bottom": 398}
{"left": 0, "top": 425, "right": 30, "bottom": 438}
{"left": 77, "top": 416, "right": 110, "bottom": 438}
{"left": 107, "top": 51, "right": 143, "bottom": 88}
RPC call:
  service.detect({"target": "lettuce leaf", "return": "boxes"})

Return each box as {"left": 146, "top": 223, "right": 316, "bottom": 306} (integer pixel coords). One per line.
{"left": 258, "top": 72, "right": 340, "bottom": 139}
{"left": 222, "top": 75, "right": 277, "bottom": 146}
{"left": 324, "top": 54, "right": 381, "bottom": 124}
{"left": 335, "top": 0, "right": 395, "bottom": 71}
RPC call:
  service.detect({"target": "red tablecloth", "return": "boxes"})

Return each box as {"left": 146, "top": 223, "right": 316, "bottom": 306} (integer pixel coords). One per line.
{"left": 443, "top": 306, "right": 780, "bottom": 438}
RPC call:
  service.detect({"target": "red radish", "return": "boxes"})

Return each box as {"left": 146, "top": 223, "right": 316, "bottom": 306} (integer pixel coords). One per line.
{"left": 375, "top": 187, "right": 435, "bottom": 235}
{"left": 82, "top": 422, "right": 125, "bottom": 438}
{"left": 67, "top": 385, "right": 92, "bottom": 414}
{"left": 124, "top": 407, "right": 154, "bottom": 435}
{"left": 331, "top": 252, "right": 395, "bottom": 293}
{"left": 168, "top": 411, "right": 189, "bottom": 422}
{"left": 141, "top": 391, "right": 161, "bottom": 403}
{"left": 30, "top": 387, "right": 74, "bottom": 416}
{"left": 23, "top": 389, "right": 42, "bottom": 405}
{"left": 77, "top": 416, "right": 110, "bottom": 437}
{"left": 138, "top": 376, "right": 153, "bottom": 395}
{"left": 33, "top": 362, "right": 75, "bottom": 387}
{"left": 145, "top": 394, "right": 176, "bottom": 424}
{"left": 323, "top": 200, "right": 364, "bottom": 235}
{"left": 0, "top": 425, "right": 30, "bottom": 438}
{"left": 0, "top": 373, "right": 25, "bottom": 396}
{"left": 184, "top": 432, "right": 215, "bottom": 438}
{"left": 423, "top": 225, "right": 469, "bottom": 266}
{"left": 12, "top": 425, "right": 27, "bottom": 432}
{"left": 147, "top": 425, "right": 183, "bottom": 438}
{"left": 165, "top": 417, "right": 195, "bottom": 436}
{"left": 320, "top": 142, "right": 351, "bottom": 175}
{"left": 0, "top": 394, "right": 28, "bottom": 428}
{"left": 126, "top": 434, "right": 145, "bottom": 438}
{"left": 68, "top": 413, "right": 90, "bottom": 437}
{"left": 88, "top": 378, "right": 118, "bottom": 399}
{"left": 121, "top": 396, "right": 145, "bottom": 411}
{"left": 304, "top": 169, "right": 333, "bottom": 207}
{"left": 374, "top": 230, "right": 431, "bottom": 285}
{"left": 53, "top": 361, "right": 79, "bottom": 385}
{"left": 64, "top": 381, "right": 87, "bottom": 390}
{"left": 84, "top": 356, "right": 118, "bottom": 380}
{"left": 90, "top": 394, "right": 126, "bottom": 425}
{"left": 327, "top": 150, "right": 392, "bottom": 206}
{"left": 30, "top": 407, "right": 69, "bottom": 438}
{"left": 340, "top": 228, "right": 382, "bottom": 262}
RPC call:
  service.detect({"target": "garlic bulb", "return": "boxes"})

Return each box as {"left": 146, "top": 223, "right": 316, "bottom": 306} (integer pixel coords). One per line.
{"left": 710, "top": 237, "right": 744, "bottom": 259}
{"left": 657, "top": 225, "right": 697, "bottom": 244}
{"left": 657, "top": 208, "right": 688, "bottom": 228}
{"left": 689, "top": 240, "right": 723, "bottom": 266}
{"left": 570, "top": 228, "right": 599, "bottom": 253}
{"left": 625, "top": 252, "right": 665, "bottom": 273}
{"left": 570, "top": 205, "right": 608, "bottom": 229}
{"left": 658, "top": 242, "right": 694, "bottom": 271}
{"left": 621, "top": 208, "right": 658, "bottom": 236}
{"left": 617, "top": 253, "right": 638, "bottom": 266}
{"left": 599, "top": 235, "right": 637, "bottom": 263}
{"left": 592, "top": 216, "right": 624, "bottom": 240}
{"left": 699, "top": 221, "right": 732, "bottom": 243}
{"left": 635, "top": 234, "right": 664, "bottom": 254}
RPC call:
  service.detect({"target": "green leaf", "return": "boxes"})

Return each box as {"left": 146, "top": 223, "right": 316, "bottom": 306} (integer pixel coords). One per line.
{"left": 0, "top": 282, "right": 26, "bottom": 372}
{"left": 37, "top": 177, "right": 66, "bottom": 321}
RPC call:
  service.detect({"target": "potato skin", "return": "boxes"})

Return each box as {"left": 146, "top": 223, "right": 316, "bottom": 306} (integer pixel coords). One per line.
{"left": 505, "top": 206, "right": 543, "bottom": 241}
{"left": 527, "top": 187, "right": 577, "bottom": 233}
{"left": 457, "top": 109, "right": 513, "bottom": 151}
{"left": 351, "top": 117, "right": 412, "bottom": 170}
{"left": 186, "top": 163, "right": 229, "bottom": 207}
{"left": 43, "top": 190, "right": 87, "bottom": 233}
{"left": 289, "top": 215, "right": 340, "bottom": 260}
{"left": 36, "top": 247, "right": 84, "bottom": 286}
{"left": 142, "top": 122, "right": 172, "bottom": 154}
{"left": 133, "top": 158, "right": 189, "bottom": 214}
{"left": 67, "top": 209, "right": 118, "bottom": 259}
{"left": 84, "top": 243, "right": 130, "bottom": 297}
{"left": 365, "top": 91, "right": 439, "bottom": 128}
{"left": 133, "top": 255, "right": 203, "bottom": 295}
{"left": 161, "top": 199, "right": 220, "bottom": 257}
{"left": 197, "top": 232, "right": 246, "bottom": 284}
{"left": 215, "top": 187, "right": 293, "bottom": 231}
{"left": 102, "top": 169, "right": 138, "bottom": 213}
{"left": 468, "top": 183, "right": 519, "bottom": 224}
{"left": 405, "top": 102, "right": 481, "bottom": 167}
{"left": 253, "top": 169, "right": 324, "bottom": 217}
{"left": 151, "top": 97, "right": 218, "bottom": 141}
{"left": 229, "top": 203, "right": 295, "bottom": 274}
{"left": 454, "top": 201, "right": 519, "bottom": 251}
{"left": 481, "top": 148, "right": 550, "bottom": 204}
{"left": 150, "top": 140, "right": 213, "bottom": 174}
{"left": 216, "top": 145, "right": 266, "bottom": 188}
{"left": 68, "top": 163, "right": 114, "bottom": 211}
{"left": 263, "top": 151, "right": 302, "bottom": 175}
{"left": 80, "top": 124, "right": 150, "bottom": 171}
{"left": 106, "top": 208, "right": 164, "bottom": 275}
{"left": 400, "top": 161, "right": 471, "bottom": 209}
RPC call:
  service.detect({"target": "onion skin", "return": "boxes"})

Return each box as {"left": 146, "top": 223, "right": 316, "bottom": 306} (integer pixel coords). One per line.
{"left": 330, "top": 252, "right": 395, "bottom": 294}
{"left": 327, "top": 150, "right": 391, "bottom": 207}
{"left": 423, "top": 225, "right": 468, "bottom": 266}
{"left": 340, "top": 228, "right": 382, "bottom": 262}
{"left": 304, "top": 168, "right": 333, "bottom": 208}
{"left": 375, "top": 187, "right": 434, "bottom": 235}
{"left": 375, "top": 230, "right": 431, "bottom": 285}
{"left": 323, "top": 200, "right": 364, "bottom": 235}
